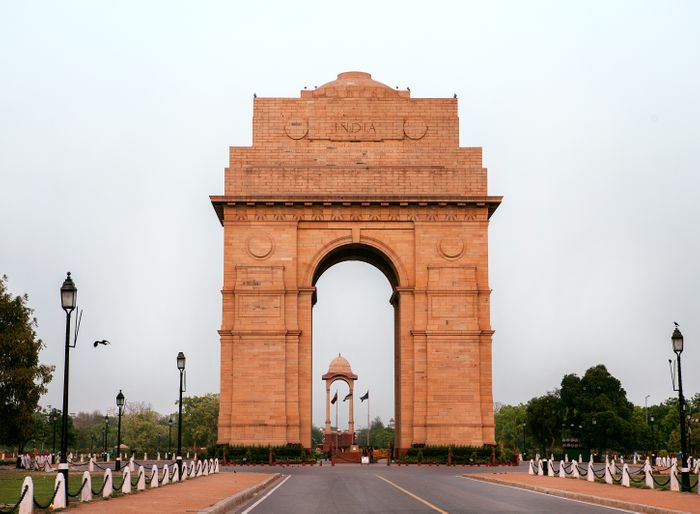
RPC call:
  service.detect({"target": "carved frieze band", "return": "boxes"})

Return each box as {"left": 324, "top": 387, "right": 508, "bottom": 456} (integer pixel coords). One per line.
{"left": 224, "top": 205, "right": 487, "bottom": 223}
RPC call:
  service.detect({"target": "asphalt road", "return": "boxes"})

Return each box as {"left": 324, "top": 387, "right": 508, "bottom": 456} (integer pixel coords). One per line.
{"left": 225, "top": 463, "right": 626, "bottom": 513}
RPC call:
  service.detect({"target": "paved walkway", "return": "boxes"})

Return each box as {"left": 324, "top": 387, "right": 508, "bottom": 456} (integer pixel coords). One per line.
{"left": 69, "top": 472, "right": 274, "bottom": 513}
{"left": 466, "top": 472, "right": 700, "bottom": 514}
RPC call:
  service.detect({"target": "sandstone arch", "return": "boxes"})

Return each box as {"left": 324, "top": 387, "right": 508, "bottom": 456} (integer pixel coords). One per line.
{"left": 211, "top": 71, "right": 501, "bottom": 451}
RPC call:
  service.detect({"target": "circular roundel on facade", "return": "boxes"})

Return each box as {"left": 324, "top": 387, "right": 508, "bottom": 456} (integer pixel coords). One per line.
{"left": 403, "top": 119, "right": 428, "bottom": 140}
{"left": 438, "top": 237, "right": 465, "bottom": 260}
{"left": 247, "top": 234, "right": 275, "bottom": 259}
{"left": 284, "top": 118, "right": 308, "bottom": 140}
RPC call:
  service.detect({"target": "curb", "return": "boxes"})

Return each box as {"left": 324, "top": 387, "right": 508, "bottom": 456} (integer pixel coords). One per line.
{"left": 199, "top": 473, "right": 282, "bottom": 514}
{"left": 464, "top": 474, "right": 688, "bottom": 514}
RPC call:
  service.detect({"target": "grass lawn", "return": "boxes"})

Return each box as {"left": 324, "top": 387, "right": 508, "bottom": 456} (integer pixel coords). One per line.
{"left": 0, "top": 468, "right": 110, "bottom": 510}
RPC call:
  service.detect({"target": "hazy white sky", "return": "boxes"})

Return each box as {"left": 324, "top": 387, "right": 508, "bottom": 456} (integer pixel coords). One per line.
{"left": 1, "top": 1, "right": 699, "bottom": 431}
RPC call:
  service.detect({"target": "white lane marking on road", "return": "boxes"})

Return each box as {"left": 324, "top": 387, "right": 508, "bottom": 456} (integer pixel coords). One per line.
{"left": 376, "top": 474, "right": 448, "bottom": 513}
{"left": 240, "top": 474, "right": 291, "bottom": 513}
{"left": 456, "top": 476, "right": 635, "bottom": 513}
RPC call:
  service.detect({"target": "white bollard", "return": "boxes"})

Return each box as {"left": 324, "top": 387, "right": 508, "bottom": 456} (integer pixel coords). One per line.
{"left": 559, "top": 460, "right": 565, "bottom": 478}
{"left": 88, "top": 457, "right": 94, "bottom": 472}
{"left": 587, "top": 462, "right": 594, "bottom": 482}
{"left": 129, "top": 456, "right": 135, "bottom": 472}
{"left": 537, "top": 459, "right": 544, "bottom": 476}
{"left": 144, "top": 452, "right": 148, "bottom": 461}
{"left": 528, "top": 459, "right": 535, "bottom": 475}
{"left": 121, "top": 467, "right": 131, "bottom": 494}
{"left": 18, "top": 476, "right": 33, "bottom": 514}
{"left": 203, "top": 460, "right": 209, "bottom": 476}
{"left": 137, "top": 465, "right": 146, "bottom": 491}
{"left": 172, "top": 464, "right": 179, "bottom": 483}
{"left": 605, "top": 462, "right": 613, "bottom": 484}
{"left": 564, "top": 454, "right": 569, "bottom": 463}
{"left": 670, "top": 463, "right": 679, "bottom": 492}
{"left": 644, "top": 461, "right": 654, "bottom": 489}
{"left": 80, "top": 470, "right": 92, "bottom": 502}
{"left": 186, "top": 452, "right": 190, "bottom": 459}
{"left": 103, "top": 468, "right": 113, "bottom": 498}
{"left": 196, "top": 460, "right": 203, "bottom": 477}
{"left": 162, "top": 464, "right": 170, "bottom": 486}
{"left": 214, "top": 458, "right": 219, "bottom": 473}
{"left": 622, "top": 464, "right": 630, "bottom": 487}
{"left": 572, "top": 459, "right": 580, "bottom": 479}
{"left": 181, "top": 463, "right": 187, "bottom": 481}
{"left": 150, "top": 464, "right": 159, "bottom": 488}
{"left": 547, "top": 459, "right": 554, "bottom": 477}
{"left": 53, "top": 472, "right": 67, "bottom": 509}
{"left": 189, "top": 461, "right": 196, "bottom": 478}
{"left": 157, "top": 452, "right": 161, "bottom": 461}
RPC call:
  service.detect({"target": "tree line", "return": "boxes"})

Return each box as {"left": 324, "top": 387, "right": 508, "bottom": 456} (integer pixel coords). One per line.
{"left": 495, "top": 364, "right": 699, "bottom": 459}
{"left": 5, "top": 394, "right": 220, "bottom": 457}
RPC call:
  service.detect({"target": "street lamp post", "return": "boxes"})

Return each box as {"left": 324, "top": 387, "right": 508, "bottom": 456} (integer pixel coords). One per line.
{"left": 671, "top": 326, "right": 690, "bottom": 492}
{"left": 51, "top": 410, "right": 57, "bottom": 458}
{"left": 59, "top": 272, "right": 77, "bottom": 497}
{"left": 645, "top": 395, "right": 650, "bottom": 425}
{"left": 168, "top": 417, "right": 174, "bottom": 458}
{"left": 115, "top": 390, "right": 125, "bottom": 471}
{"left": 591, "top": 418, "right": 598, "bottom": 461}
{"left": 650, "top": 416, "right": 655, "bottom": 459}
{"left": 103, "top": 415, "right": 109, "bottom": 461}
{"left": 176, "top": 352, "right": 186, "bottom": 477}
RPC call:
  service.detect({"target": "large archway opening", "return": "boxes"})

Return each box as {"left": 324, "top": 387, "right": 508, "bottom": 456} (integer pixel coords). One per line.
{"left": 311, "top": 244, "right": 398, "bottom": 450}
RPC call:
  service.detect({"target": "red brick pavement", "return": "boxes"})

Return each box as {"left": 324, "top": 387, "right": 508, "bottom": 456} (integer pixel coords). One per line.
{"left": 68, "top": 472, "right": 273, "bottom": 513}
{"left": 466, "top": 472, "right": 700, "bottom": 514}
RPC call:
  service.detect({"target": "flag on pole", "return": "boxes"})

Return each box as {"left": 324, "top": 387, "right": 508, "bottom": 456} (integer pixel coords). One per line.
{"left": 330, "top": 391, "right": 338, "bottom": 404}
{"left": 360, "top": 391, "right": 369, "bottom": 402}
{"left": 343, "top": 392, "right": 352, "bottom": 402}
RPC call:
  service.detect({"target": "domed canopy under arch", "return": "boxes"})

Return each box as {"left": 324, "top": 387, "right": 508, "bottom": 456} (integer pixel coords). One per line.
{"left": 322, "top": 353, "right": 358, "bottom": 381}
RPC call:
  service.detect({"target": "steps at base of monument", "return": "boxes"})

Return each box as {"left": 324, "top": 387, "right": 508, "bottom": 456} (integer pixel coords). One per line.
{"left": 334, "top": 451, "right": 362, "bottom": 463}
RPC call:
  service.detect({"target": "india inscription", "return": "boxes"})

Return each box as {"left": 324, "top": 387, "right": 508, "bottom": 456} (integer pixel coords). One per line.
{"left": 211, "top": 71, "right": 502, "bottom": 452}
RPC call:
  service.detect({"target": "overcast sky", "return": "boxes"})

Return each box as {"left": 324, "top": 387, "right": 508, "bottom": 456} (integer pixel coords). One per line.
{"left": 1, "top": 1, "right": 698, "bottom": 431}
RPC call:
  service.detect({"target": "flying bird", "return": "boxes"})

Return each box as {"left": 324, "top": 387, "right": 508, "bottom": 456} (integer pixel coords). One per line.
{"left": 93, "top": 340, "right": 110, "bottom": 347}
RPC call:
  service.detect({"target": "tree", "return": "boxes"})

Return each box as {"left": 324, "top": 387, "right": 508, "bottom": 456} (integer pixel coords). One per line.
{"left": 560, "top": 365, "right": 634, "bottom": 454}
{"left": 122, "top": 404, "right": 168, "bottom": 453}
{"left": 180, "top": 393, "right": 219, "bottom": 450}
{"left": 526, "top": 392, "right": 562, "bottom": 454}
{"left": 0, "top": 275, "right": 54, "bottom": 452}
{"left": 311, "top": 425, "right": 324, "bottom": 447}
{"left": 356, "top": 417, "right": 394, "bottom": 448}
{"left": 494, "top": 403, "right": 528, "bottom": 450}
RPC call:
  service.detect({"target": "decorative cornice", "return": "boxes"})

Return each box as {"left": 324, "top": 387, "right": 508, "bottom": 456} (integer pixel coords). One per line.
{"left": 210, "top": 195, "right": 501, "bottom": 225}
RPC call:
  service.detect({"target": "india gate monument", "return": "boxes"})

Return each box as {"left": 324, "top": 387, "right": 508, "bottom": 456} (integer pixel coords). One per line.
{"left": 210, "top": 71, "right": 501, "bottom": 452}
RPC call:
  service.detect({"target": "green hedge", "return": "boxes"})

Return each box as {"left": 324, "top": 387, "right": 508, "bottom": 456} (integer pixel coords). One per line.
{"left": 397, "top": 445, "right": 513, "bottom": 465}
{"left": 224, "top": 444, "right": 314, "bottom": 464}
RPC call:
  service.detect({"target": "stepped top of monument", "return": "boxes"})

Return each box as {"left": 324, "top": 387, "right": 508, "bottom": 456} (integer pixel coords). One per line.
{"left": 302, "top": 71, "right": 409, "bottom": 99}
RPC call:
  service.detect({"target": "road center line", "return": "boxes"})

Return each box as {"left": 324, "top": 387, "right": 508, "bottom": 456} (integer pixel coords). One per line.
{"left": 240, "top": 474, "right": 291, "bottom": 514}
{"left": 375, "top": 474, "right": 448, "bottom": 514}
